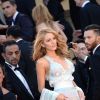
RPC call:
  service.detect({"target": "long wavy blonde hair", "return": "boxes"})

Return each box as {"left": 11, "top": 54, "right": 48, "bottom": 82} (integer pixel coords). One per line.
{"left": 32, "top": 4, "right": 53, "bottom": 25}
{"left": 33, "top": 29, "right": 70, "bottom": 61}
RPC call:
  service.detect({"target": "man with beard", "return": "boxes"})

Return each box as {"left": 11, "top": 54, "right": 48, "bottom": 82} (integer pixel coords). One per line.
{"left": 84, "top": 24, "right": 100, "bottom": 100}
{"left": 2, "top": 40, "right": 36, "bottom": 100}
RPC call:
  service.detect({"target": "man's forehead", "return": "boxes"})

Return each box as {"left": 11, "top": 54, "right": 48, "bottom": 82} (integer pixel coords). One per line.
{"left": 5, "top": 44, "right": 19, "bottom": 50}
{"left": 84, "top": 30, "right": 96, "bottom": 37}
{"left": 84, "top": 30, "right": 96, "bottom": 35}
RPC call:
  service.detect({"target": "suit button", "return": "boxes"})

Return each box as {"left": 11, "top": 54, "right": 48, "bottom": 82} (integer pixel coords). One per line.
{"left": 89, "top": 67, "right": 92, "bottom": 70}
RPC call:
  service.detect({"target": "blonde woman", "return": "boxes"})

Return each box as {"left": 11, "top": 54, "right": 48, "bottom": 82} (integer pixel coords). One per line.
{"left": 33, "top": 29, "right": 85, "bottom": 100}
{"left": 32, "top": 4, "right": 67, "bottom": 42}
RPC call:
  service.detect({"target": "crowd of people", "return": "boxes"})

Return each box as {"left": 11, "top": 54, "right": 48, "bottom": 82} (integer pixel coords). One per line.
{"left": 0, "top": 0, "right": 100, "bottom": 100}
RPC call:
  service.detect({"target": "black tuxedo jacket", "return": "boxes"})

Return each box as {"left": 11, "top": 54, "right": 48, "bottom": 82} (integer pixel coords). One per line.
{"left": 17, "top": 39, "right": 40, "bottom": 99}
{"left": 17, "top": 39, "right": 34, "bottom": 72}
{"left": 86, "top": 45, "right": 100, "bottom": 100}
{"left": 4, "top": 63, "right": 36, "bottom": 100}
{"left": 73, "top": 60, "right": 89, "bottom": 94}
{"left": 80, "top": 2, "right": 100, "bottom": 31}
{"left": 6, "top": 12, "right": 34, "bottom": 42}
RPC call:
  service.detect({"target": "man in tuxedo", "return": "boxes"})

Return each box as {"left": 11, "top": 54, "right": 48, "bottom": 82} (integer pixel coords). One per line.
{"left": 6, "top": 25, "right": 40, "bottom": 99}
{"left": 74, "top": 0, "right": 100, "bottom": 36}
{"left": 84, "top": 24, "right": 100, "bottom": 100}
{"left": 1, "top": 0, "right": 34, "bottom": 42}
{"left": 2, "top": 40, "right": 36, "bottom": 100}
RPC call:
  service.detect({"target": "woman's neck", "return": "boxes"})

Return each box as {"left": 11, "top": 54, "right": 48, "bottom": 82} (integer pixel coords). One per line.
{"left": 46, "top": 51, "right": 61, "bottom": 59}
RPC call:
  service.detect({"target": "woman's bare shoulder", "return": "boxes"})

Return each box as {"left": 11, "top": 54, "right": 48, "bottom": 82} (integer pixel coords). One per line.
{"left": 36, "top": 57, "right": 49, "bottom": 68}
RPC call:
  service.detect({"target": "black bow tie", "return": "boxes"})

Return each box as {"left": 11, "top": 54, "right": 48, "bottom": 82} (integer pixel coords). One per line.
{"left": 14, "top": 67, "right": 21, "bottom": 71}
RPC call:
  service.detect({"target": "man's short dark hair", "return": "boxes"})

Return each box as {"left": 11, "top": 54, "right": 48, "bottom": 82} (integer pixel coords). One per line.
{"left": 1, "top": 0, "right": 16, "bottom": 5}
{"left": 84, "top": 24, "right": 100, "bottom": 36}
{"left": 3, "top": 40, "right": 19, "bottom": 53}
{"left": 6, "top": 25, "right": 21, "bottom": 38}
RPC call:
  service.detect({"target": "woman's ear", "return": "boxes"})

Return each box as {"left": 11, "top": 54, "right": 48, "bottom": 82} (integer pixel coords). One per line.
{"left": 41, "top": 44, "right": 45, "bottom": 48}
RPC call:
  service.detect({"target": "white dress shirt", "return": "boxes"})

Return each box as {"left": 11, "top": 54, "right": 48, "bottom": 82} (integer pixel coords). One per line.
{"left": 12, "top": 11, "right": 19, "bottom": 26}
{"left": 82, "top": 0, "right": 90, "bottom": 8}
{"left": 93, "top": 44, "right": 100, "bottom": 54}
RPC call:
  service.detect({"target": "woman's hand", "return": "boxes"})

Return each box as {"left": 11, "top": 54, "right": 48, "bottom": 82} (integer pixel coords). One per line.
{"left": 78, "top": 90, "right": 85, "bottom": 100}
{"left": 56, "top": 94, "right": 68, "bottom": 100}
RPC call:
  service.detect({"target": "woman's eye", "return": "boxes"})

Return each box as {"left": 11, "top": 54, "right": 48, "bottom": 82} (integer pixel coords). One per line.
{"left": 46, "top": 39, "right": 51, "bottom": 42}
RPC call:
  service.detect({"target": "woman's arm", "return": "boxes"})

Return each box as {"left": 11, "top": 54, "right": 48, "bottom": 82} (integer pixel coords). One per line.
{"left": 36, "top": 58, "right": 49, "bottom": 93}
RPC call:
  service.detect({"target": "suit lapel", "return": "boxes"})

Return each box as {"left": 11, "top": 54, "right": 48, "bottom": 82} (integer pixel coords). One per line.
{"left": 14, "top": 13, "right": 24, "bottom": 25}
{"left": 93, "top": 45, "right": 100, "bottom": 55}
{"left": 14, "top": 13, "right": 20, "bottom": 25}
